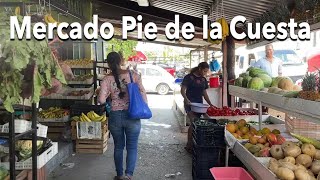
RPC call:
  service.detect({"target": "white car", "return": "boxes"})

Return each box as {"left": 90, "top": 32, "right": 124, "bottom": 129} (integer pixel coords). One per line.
{"left": 136, "top": 64, "right": 175, "bottom": 95}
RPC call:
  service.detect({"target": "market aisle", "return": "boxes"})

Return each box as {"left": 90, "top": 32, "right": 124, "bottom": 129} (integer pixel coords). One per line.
{"left": 48, "top": 94, "right": 192, "bottom": 180}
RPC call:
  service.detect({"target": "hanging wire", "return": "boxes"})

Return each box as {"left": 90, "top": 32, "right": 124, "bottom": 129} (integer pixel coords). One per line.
{"left": 221, "top": 0, "right": 225, "bottom": 18}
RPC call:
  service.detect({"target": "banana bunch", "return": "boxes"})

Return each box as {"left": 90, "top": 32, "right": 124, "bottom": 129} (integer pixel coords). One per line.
{"left": 38, "top": 107, "right": 69, "bottom": 119}
{"left": 87, "top": 111, "right": 107, "bottom": 122}
{"left": 208, "top": 17, "right": 229, "bottom": 45}
{"left": 44, "top": 14, "right": 58, "bottom": 24}
{"left": 218, "top": 17, "right": 229, "bottom": 39}
{"left": 72, "top": 111, "right": 107, "bottom": 122}
{"left": 15, "top": 7, "right": 20, "bottom": 16}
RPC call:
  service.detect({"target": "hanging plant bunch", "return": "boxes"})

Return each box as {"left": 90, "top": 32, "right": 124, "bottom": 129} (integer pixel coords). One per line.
{"left": 0, "top": 12, "right": 66, "bottom": 112}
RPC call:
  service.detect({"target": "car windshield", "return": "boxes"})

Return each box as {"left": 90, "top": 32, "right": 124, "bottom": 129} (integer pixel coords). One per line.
{"left": 257, "top": 50, "right": 302, "bottom": 65}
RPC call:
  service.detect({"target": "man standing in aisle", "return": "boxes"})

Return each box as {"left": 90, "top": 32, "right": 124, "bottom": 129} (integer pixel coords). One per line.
{"left": 253, "top": 44, "right": 283, "bottom": 77}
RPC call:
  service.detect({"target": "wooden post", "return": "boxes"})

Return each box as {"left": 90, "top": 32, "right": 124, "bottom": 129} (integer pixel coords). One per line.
{"left": 222, "top": 41, "right": 228, "bottom": 107}
{"left": 227, "top": 36, "right": 235, "bottom": 107}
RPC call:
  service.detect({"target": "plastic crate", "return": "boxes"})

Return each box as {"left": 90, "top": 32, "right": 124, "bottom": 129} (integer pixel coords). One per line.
{"left": 193, "top": 140, "right": 225, "bottom": 167}
{"left": 0, "top": 142, "right": 58, "bottom": 170}
{"left": 70, "top": 104, "right": 106, "bottom": 117}
{"left": 192, "top": 169, "right": 212, "bottom": 180}
{"left": 192, "top": 118, "right": 225, "bottom": 147}
{"left": 210, "top": 167, "right": 254, "bottom": 180}
{"left": 37, "top": 124, "right": 48, "bottom": 138}
{"left": 1, "top": 119, "right": 31, "bottom": 133}
{"left": 192, "top": 165, "right": 213, "bottom": 180}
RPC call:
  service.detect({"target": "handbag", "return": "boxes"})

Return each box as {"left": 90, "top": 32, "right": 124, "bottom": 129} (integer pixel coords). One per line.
{"left": 127, "top": 71, "right": 152, "bottom": 119}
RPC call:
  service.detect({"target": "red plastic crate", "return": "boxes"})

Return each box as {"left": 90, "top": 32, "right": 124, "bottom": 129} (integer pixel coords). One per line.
{"left": 210, "top": 167, "right": 254, "bottom": 180}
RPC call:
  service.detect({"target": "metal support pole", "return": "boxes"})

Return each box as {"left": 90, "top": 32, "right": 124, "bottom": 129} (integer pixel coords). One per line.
{"left": 9, "top": 113, "right": 15, "bottom": 180}
{"left": 31, "top": 103, "right": 37, "bottom": 180}
{"left": 225, "top": 146, "right": 229, "bottom": 167}
{"left": 93, "top": 43, "right": 98, "bottom": 105}
{"left": 258, "top": 101, "right": 262, "bottom": 130}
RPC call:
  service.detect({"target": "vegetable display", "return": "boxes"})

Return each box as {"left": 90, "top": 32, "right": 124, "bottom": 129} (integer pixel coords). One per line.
{"left": 0, "top": 12, "right": 66, "bottom": 112}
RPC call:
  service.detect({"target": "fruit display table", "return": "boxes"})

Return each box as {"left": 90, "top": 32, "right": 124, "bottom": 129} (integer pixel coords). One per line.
{"left": 227, "top": 85, "right": 320, "bottom": 180}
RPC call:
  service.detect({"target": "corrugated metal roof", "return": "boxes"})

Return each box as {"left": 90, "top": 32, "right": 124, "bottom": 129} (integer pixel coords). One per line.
{"left": 142, "top": 0, "right": 281, "bottom": 23}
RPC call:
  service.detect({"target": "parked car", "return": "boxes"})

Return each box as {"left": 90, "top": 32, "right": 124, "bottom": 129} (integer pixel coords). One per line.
{"left": 136, "top": 64, "right": 175, "bottom": 95}
{"left": 155, "top": 63, "right": 176, "bottom": 77}
{"left": 235, "top": 46, "right": 307, "bottom": 83}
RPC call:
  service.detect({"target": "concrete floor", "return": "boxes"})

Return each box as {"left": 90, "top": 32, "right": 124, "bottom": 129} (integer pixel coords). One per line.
{"left": 48, "top": 94, "right": 193, "bottom": 180}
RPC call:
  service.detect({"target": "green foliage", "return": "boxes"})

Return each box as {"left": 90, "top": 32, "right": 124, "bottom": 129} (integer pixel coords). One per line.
{"left": 104, "top": 39, "right": 138, "bottom": 59}
{"left": 0, "top": 12, "right": 66, "bottom": 112}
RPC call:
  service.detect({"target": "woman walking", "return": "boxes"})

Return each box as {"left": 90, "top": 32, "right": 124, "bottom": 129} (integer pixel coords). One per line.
{"left": 98, "top": 52, "right": 147, "bottom": 180}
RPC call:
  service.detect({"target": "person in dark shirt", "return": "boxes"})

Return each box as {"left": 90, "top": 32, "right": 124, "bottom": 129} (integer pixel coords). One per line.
{"left": 181, "top": 62, "right": 213, "bottom": 153}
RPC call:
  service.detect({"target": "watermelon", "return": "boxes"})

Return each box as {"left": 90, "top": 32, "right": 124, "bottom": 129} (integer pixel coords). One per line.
{"left": 246, "top": 67, "right": 255, "bottom": 72}
{"left": 239, "top": 72, "right": 249, "bottom": 77}
{"left": 271, "top": 77, "right": 283, "bottom": 87}
{"left": 257, "top": 74, "right": 272, "bottom": 87}
{"left": 242, "top": 76, "right": 252, "bottom": 88}
{"left": 249, "top": 67, "right": 268, "bottom": 77}
{"left": 235, "top": 77, "right": 243, "bottom": 87}
{"left": 248, "top": 77, "right": 264, "bottom": 90}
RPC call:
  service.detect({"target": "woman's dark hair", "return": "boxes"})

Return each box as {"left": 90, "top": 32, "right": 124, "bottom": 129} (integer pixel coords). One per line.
{"left": 106, "top": 52, "right": 125, "bottom": 99}
{"left": 190, "top": 62, "right": 209, "bottom": 74}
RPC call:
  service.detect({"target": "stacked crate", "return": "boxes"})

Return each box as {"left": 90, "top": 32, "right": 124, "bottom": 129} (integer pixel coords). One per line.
{"left": 192, "top": 118, "right": 244, "bottom": 180}
{"left": 192, "top": 119, "right": 225, "bottom": 180}
{"left": 70, "top": 104, "right": 109, "bottom": 154}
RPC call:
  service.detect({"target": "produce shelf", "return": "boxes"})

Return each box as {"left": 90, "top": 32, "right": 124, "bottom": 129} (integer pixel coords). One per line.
{"left": 229, "top": 85, "right": 320, "bottom": 125}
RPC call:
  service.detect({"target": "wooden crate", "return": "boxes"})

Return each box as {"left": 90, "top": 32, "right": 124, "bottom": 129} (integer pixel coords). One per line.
{"left": 75, "top": 130, "right": 109, "bottom": 154}
{"left": 5, "top": 167, "right": 46, "bottom": 180}
{"left": 40, "top": 122, "right": 70, "bottom": 141}
{"left": 71, "top": 121, "right": 108, "bottom": 140}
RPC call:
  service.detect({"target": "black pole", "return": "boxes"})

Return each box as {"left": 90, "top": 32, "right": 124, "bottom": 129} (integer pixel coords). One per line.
{"left": 31, "top": 103, "right": 37, "bottom": 180}
{"left": 94, "top": 42, "right": 98, "bottom": 105}
{"left": 9, "top": 113, "right": 15, "bottom": 180}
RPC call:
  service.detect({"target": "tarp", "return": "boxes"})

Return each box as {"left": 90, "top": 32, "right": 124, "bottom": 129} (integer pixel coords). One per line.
{"left": 308, "top": 54, "right": 320, "bottom": 72}
{"left": 128, "top": 51, "right": 147, "bottom": 62}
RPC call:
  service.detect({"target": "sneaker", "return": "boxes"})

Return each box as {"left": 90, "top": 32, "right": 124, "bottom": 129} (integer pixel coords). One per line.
{"left": 114, "top": 176, "right": 124, "bottom": 180}
{"left": 124, "top": 175, "right": 132, "bottom": 180}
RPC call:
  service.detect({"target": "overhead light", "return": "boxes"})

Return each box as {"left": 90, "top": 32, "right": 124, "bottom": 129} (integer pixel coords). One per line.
{"left": 137, "top": 0, "right": 149, "bottom": 7}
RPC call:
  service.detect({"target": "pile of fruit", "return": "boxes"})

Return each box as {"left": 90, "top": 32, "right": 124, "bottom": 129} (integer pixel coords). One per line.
{"left": 267, "top": 133, "right": 320, "bottom": 180}
{"left": 38, "top": 107, "right": 69, "bottom": 119}
{"left": 207, "top": 106, "right": 256, "bottom": 116}
{"left": 71, "top": 74, "right": 93, "bottom": 81}
{"left": 72, "top": 111, "right": 107, "bottom": 122}
{"left": 235, "top": 67, "right": 301, "bottom": 94}
{"left": 64, "top": 59, "right": 94, "bottom": 66}
{"left": 243, "top": 131, "right": 285, "bottom": 157}
{"left": 67, "top": 90, "right": 91, "bottom": 96}
{"left": 226, "top": 119, "right": 280, "bottom": 140}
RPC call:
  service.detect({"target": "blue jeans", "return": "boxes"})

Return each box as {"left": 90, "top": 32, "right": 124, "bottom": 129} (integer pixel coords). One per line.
{"left": 109, "top": 110, "right": 141, "bottom": 177}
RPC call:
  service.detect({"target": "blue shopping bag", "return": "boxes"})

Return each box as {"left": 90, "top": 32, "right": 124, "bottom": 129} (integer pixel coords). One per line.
{"left": 127, "top": 71, "right": 152, "bottom": 119}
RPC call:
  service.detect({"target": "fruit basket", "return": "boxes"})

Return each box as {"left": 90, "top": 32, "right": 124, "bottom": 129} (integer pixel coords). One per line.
{"left": 63, "top": 87, "right": 94, "bottom": 100}
{"left": 64, "top": 59, "right": 94, "bottom": 69}
{"left": 37, "top": 107, "right": 70, "bottom": 122}
{"left": 67, "top": 75, "right": 93, "bottom": 85}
